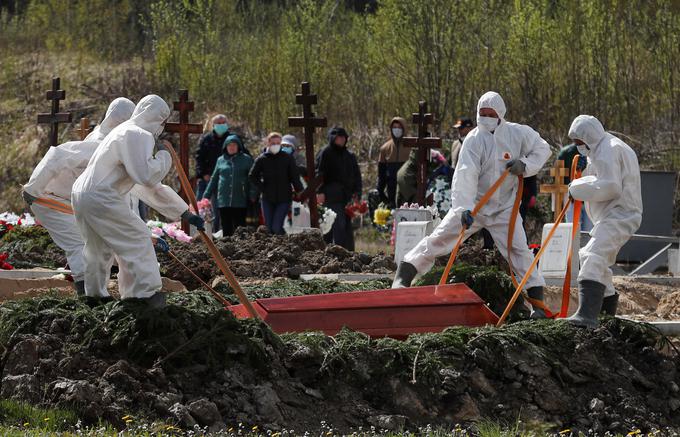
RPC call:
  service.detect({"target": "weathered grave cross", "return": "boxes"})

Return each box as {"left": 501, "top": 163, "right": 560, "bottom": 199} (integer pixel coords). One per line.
{"left": 76, "top": 117, "right": 92, "bottom": 140}
{"left": 539, "top": 159, "right": 570, "bottom": 222}
{"left": 164, "top": 89, "right": 203, "bottom": 233}
{"left": 288, "top": 82, "right": 327, "bottom": 228}
{"left": 37, "top": 77, "right": 72, "bottom": 148}
{"left": 403, "top": 101, "right": 442, "bottom": 206}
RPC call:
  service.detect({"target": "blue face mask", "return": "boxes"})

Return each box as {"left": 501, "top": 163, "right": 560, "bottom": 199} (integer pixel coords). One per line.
{"left": 213, "top": 124, "right": 229, "bottom": 136}
{"left": 282, "top": 146, "right": 294, "bottom": 155}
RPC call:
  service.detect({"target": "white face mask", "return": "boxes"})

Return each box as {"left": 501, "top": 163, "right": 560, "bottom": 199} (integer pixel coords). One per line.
{"left": 477, "top": 115, "right": 499, "bottom": 132}
{"left": 153, "top": 123, "right": 165, "bottom": 139}
{"left": 391, "top": 127, "right": 403, "bottom": 138}
{"left": 576, "top": 143, "right": 590, "bottom": 156}
{"left": 269, "top": 145, "right": 281, "bottom": 154}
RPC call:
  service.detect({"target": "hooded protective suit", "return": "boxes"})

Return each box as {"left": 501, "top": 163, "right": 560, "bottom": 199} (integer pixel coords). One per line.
{"left": 23, "top": 97, "right": 136, "bottom": 282}
{"left": 403, "top": 92, "right": 550, "bottom": 288}
{"left": 568, "top": 115, "right": 642, "bottom": 296}
{"left": 72, "top": 95, "right": 189, "bottom": 299}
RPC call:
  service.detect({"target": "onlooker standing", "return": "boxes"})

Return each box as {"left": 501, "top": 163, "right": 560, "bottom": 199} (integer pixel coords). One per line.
{"left": 201, "top": 135, "right": 254, "bottom": 236}
{"left": 377, "top": 117, "right": 410, "bottom": 208}
{"left": 249, "top": 132, "right": 303, "bottom": 234}
{"left": 316, "top": 127, "right": 362, "bottom": 251}
{"left": 450, "top": 117, "right": 475, "bottom": 168}
{"left": 195, "top": 114, "right": 230, "bottom": 231}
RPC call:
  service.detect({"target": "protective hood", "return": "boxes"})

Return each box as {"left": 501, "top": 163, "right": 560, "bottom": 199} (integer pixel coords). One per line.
{"left": 389, "top": 116, "right": 407, "bottom": 141}
{"left": 84, "top": 97, "right": 135, "bottom": 142}
{"left": 328, "top": 126, "right": 349, "bottom": 148}
{"left": 129, "top": 94, "right": 171, "bottom": 135}
{"left": 568, "top": 115, "right": 607, "bottom": 149}
{"left": 476, "top": 91, "right": 507, "bottom": 119}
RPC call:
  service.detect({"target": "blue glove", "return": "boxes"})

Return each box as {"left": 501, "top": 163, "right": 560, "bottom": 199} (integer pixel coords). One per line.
{"left": 461, "top": 210, "right": 474, "bottom": 229}
{"left": 505, "top": 159, "right": 526, "bottom": 176}
{"left": 21, "top": 190, "right": 37, "bottom": 206}
{"left": 182, "top": 210, "right": 205, "bottom": 231}
{"left": 576, "top": 155, "right": 587, "bottom": 171}
{"left": 154, "top": 237, "right": 170, "bottom": 253}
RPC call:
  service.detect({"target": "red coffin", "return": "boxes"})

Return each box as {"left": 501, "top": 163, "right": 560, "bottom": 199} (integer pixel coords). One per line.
{"left": 228, "top": 283, "right": 499, "bottom": 339}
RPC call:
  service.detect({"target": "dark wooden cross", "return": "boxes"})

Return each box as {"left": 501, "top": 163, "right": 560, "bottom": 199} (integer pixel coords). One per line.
{"left": 403, "top": 101, "right": 442, "bottom": 206}
{"left": 37, "top": 77, "right": 72, "bottom": 148}
{"left": 76, "top": 117, "right": 92, "bottom": 140}
{"left": 164, "top": 89, "right": 203, "bottom": 233}
{"left": 288, "top": 82, "right": 327, "bottom": 228}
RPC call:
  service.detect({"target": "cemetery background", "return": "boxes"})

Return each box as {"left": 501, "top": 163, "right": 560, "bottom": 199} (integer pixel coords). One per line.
{"left": 0, "top": 0, "right": 680, "bottom": 435}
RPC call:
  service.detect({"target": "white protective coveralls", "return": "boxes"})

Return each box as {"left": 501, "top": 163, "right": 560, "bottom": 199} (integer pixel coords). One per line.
{"left": 404, "top": 92, "right": 551, "bottom": 288}
{"left": 23, "top": 97, "right": 136, "bottom": 281}
{"left": 72, "top": 95, "right": 188, "bottom": 299}
{"left": 568, "top": 115, "right": 642, "bottom": 295}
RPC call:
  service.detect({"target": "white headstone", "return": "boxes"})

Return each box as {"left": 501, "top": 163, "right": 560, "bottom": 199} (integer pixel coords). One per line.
{"left": 395, "top": 221, "right": 431, "bottom": 264}
{"left": 539, "top": 222, "right": 579, "bottom": 286}
{"left": 668, "top": 248, "right": 680, "bottom": 276}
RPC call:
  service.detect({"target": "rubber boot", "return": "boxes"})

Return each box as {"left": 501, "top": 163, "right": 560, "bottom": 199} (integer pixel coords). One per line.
{"left": 74, "top": 280, "right": 85, "bottom": 296}
{"left": 145, "top": 292, "right": 167, "bottom": 309}
{"left": 566, "top": 280, "right": 606, "bottom": 329}
{"left": 527, "top": 286, "right": 547, "bottom": 319}
{"left": 601, "top": 293, "right": 619, "bottom": 316}
{"left": 391, "top": 262, "right": 417, "bottom": 289}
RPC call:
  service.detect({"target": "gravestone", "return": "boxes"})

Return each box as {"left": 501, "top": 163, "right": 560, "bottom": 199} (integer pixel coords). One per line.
{"left": 394, "top": 221, "right": 433, "bottom": 265}
{"left": 539, "top": 222, "right": 579, "bottom": 286}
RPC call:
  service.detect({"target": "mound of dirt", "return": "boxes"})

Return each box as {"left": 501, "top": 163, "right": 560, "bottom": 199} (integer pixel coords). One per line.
{"left": 0, "top": 292, "right": 677, "bottom": 435}
{"left": 160, "top": 227, "right": 396, "bottom": 289}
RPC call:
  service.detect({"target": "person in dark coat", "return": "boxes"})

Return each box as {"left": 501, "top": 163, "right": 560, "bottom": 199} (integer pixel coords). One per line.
{"left": 315, "top": 126, "right": 362, "bottom": 251}
{"left": 249, "top": 132, "right": 303, "bottom": 234}
{"left": 195, "top": 114, "right": 230, "bottom": 231}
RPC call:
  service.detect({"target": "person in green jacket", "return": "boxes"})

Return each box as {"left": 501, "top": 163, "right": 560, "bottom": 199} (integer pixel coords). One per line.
{"left": 201, "top": 135, "right": 255, "bottom": 236}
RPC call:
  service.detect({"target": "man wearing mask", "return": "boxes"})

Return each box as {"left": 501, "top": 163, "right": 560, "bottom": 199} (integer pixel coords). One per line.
{"left": 377, "top": 117, "right": 410, "bottom": 208}
{"left": 21, "top": 97, "right": 136, "bottom": 296}
{"left": 566, "top": 115, "right": 642, "bottom": 328}
{"left": 316, "top": 127, "right": 362, "bottom": 251}
{"left": 450, "top": 117, "right": 474, "bottom": 169}
{"left": 392, "top": 91, "right": 551, "bottom": 320}
{"left": 195, "top": 114, "right": 230, "bottom": 231}
{"left": 71, "top": 95, "right": 204, "bottom": 307}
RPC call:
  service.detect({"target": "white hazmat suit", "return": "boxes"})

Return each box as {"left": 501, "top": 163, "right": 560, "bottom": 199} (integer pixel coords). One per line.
{"left": 568, "top": 115, "right": 642, "bottom": 296}
{"left": 23, "top": 97, "right": 136, "bottom": 282}
{"left": 72, "top": 95, "right": 188, "bottom": 299}
{"left": 402, "top": 92, "right": 551, "bottom": 290}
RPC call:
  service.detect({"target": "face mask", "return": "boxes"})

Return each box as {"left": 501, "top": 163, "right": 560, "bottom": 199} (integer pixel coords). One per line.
{"left": 576, "top": 143, "right": 590, "bottom": 156}
{"left": 391, "top": 127, "right": 403, "bottom": 138}
{"left": 213, "top": 123, "right": 229, "bottom": 136}
{"left": 282, "top": 146, "right": 293, "bottom": 154}
{"left": 269, "top": 145, "right": 281, "bottom": 154}
{"left": 477, "top": 115, "right": 499, "bottom": 132}
{"left": 153, "top": 123, "right": 165, "bottom": 139}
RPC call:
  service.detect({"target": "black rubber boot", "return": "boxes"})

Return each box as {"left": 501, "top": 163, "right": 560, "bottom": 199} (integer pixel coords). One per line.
{"left": 601, "top": 292, "right": 619, "bottom": 316}
{"left": 566, "top": 280, "right": 606, "bottom": 328}
{"left": 527, "top": 286, "right": 547, "bottom": 319}
{"left": 74, "top": 280, "right": 85, "bottom": 296}
{"left": 391, "top": 262, "right": 417, "bottom": 289}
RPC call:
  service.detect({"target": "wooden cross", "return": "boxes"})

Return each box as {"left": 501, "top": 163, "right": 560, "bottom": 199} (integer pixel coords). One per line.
{"left": 37, "top": 77, "right": 72, "bottom": 148}
{"left": 402, "top": 101, "right": 442, "bottom": 206}
{"left": 288, "top": 82, "right": 327, "bottom": 228}
{"left": 164, "top": 89, "right": 203, "bottom": 233}
{"left": 539, "top": 159, "right": 570, "bottom": 222}
{"left": 76, "top": 117, "right": 92, "bottom": 140}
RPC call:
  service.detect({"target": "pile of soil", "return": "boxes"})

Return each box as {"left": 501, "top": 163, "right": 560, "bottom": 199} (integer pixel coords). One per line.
{"left": 0, "top": 226, "right": 66, "bottom": 269}
{"left": 160, "top": 227, "right": 396, "bottom": 289}
{"left": 0, "top": 291, "right": 678, "bottom": 434}
{"left": 658, "top": 290, "right": 680, "bottom": 319}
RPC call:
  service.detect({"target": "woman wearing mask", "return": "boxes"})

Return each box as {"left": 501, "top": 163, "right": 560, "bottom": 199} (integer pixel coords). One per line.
{"left": 377, "top": 117, "right": 410, "bottom": 208}
{"left": 249, "top": 132, "right": 303, "bottom": 234}
{"left": 201, "top": 135, "right": 255, "bottom": 236}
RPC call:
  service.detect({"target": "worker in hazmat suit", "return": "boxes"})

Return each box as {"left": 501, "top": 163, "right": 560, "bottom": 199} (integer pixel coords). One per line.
{"left": 22, "top": 97, "right": 136, "bottom": 295}
{"left": 392, "top": 91, "right": 552, "bottom": 318}
{"left": 71, "top": 95, "right": 204, "bottom": 307}
{"left": 566, "top": 115, "right": 642, "bottom": 328}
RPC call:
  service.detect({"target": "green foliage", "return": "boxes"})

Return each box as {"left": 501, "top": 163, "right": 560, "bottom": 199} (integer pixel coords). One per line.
{"left": 0, "top": 399, "right": 78, "bottom": 431}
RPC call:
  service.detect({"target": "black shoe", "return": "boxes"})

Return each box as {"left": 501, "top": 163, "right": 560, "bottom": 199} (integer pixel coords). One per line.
{"left": 74, "top": 280, "right": 85, "bottom": 296}
{"left": 527, "top": 286, "right": 547, "bottom": 319}
{"left": 566, "top": 280, "right": 606, "bottom": 329}
{"left": 391, "top": 262, "right": 417, "bottom": 289}
{"left": 601, "top": 293, "right": 619, "bottom": 316}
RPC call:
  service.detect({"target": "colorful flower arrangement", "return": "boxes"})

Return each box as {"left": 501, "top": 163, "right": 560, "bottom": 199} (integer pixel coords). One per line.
{"left": 345, "top": 200, "right": 368, "bottom": 219}
{"left": 0, "top": 220, "right": 14, "bottom": 239}
{"left": 146, "top": 220, "right": 192, "bottom": 243}
{"left": 373, "top": 207, "right": 391, "bottom": 226}
{"left": 192, "top": 198, "right": 214, "bottom": 223}
{"left": 0, "top": 252, "right": 13, "bottom": 270}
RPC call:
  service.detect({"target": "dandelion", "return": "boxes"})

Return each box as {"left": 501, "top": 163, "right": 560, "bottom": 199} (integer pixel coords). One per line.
{"left": 122, "top": 415, "right": 133, "bottom": 421}
{"left": 43, "top": 417, "right": 50, "bottom": 422}
{"left": 252, "top": 425, "right": 259, "bottom": 431}
{"left": 23, "top": 422, "right": 29, "bottom": 427}
{"left": 628, "top": 430, "right": 642, "bottom": 436}
{"left": 271, "top": 433, "right": 281, "bottom": 437}
{"left": 559, "top": 430, "right": 572, "bottom": 435}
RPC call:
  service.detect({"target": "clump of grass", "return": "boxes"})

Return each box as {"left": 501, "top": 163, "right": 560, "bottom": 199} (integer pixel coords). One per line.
{"left": 0, "top": 399, "right": 78, "bottom": 431}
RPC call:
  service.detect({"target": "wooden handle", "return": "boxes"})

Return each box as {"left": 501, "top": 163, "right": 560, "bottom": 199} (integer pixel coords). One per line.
{"left": 163, "top": 143, "right": 260, "bottom": 319}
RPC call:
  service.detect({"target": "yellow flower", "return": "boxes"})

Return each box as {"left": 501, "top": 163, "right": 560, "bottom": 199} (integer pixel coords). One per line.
{"left": 559, "top": 430, "right": 571, "bottom": 435}
{"left": 43, "top": 418, "right": 50, "bottom": 422}
{"left": 628, "top": 430, "right": 641, "bottom": 436}
{"left": 122, "top": 415, "right": 133, "bottom": 420}
{"left": 23, "top": 422, "right": 29, "bottom": 427}
{"left": 228, "top": 428, "right": 234, "bottom": 432}
{"left": 271, "top": 433, "right": 281, "bottom": 437}
{"left": 252, "top": 425, "right": 259, "bottom": 431}
{"left": 326, "top": 432, "right": 333, "bottom": 436}
{"left": 125, "top": 419, "right": 133, "bottom": 424}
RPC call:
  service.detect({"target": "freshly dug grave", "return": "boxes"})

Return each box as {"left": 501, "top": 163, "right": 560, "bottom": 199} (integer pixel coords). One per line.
{"left": 160, "top": 227, "right": 396, "bottom": 289}
{"left": 0, "top": 288, "right": 678, "bottom": 435}
{"left": 0, "top": 226, "right": 66, "bottom": 269}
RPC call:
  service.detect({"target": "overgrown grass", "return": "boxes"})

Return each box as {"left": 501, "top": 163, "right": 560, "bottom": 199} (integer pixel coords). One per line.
{"left": 0, "top": 399, "right": 78, "bottom": 432}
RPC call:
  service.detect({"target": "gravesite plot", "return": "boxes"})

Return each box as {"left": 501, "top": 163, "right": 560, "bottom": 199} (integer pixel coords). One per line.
{"left": 0, "top": 2, "right": 679, "bottom": 436}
